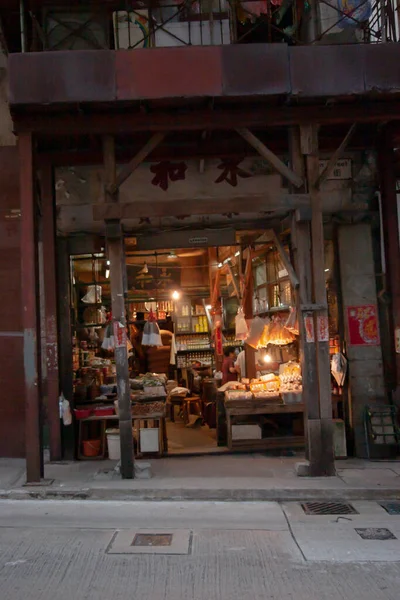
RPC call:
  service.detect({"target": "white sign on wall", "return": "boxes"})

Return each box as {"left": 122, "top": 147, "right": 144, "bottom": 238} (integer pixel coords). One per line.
{"left": 319, "top": 158, "right": 352, "bottom": 180}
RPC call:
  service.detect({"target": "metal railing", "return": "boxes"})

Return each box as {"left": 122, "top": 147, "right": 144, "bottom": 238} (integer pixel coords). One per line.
{"left": 17, "top": 0, "right": 400, "bottom": 52}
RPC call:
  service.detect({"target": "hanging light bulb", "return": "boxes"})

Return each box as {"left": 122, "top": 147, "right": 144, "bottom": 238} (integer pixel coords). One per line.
{"left": 172, "top": 290, "right": 180, "bottom": 300}
{"left": 105, "top": 269, "right": 110, "bottom": 279}
{"left": 263, "top": 354, "right": 272, "bottom": 364}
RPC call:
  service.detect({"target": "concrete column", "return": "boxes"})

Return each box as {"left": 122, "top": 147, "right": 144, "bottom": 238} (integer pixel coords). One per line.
{"left": 338, "top": 223, "right": 385, "bottom": 457}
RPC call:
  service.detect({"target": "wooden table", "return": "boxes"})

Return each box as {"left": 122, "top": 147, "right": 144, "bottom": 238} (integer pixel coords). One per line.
{"left": 77, "top": 413, "right": 167, "bottom": 459}
{"left": 225, "top": 399, "right": 305, "bottom": 451}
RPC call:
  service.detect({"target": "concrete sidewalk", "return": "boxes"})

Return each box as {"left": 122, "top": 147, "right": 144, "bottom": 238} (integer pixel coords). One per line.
{"left": 1, "top": 454, "right": 400, "bottom": 501}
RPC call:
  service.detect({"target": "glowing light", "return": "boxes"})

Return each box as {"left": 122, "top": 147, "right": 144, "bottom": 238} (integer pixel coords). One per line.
{"left": 172, "top": 290, "right": 180, "bottom": 300}
{"left": 263, "top": 354, "right": 272, "bottom": 364}
{"left": 105, "top": 269, "right": 110, "bottom": 279}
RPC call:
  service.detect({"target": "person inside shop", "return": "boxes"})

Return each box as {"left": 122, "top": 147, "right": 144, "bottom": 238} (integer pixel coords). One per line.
{"left": 222, "top": 346, "right": 238, "bottom": 385}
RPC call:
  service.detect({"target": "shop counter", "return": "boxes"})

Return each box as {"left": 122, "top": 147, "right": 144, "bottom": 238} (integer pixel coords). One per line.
{"left": 224, "top": 398, "right": 305, "bottom": 451}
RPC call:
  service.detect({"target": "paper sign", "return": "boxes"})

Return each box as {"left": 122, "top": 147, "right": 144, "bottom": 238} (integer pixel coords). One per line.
{"left": 317, "top": 315, "right": 329, "bottom": 342}
{"left": 304, "top": 315, "right": 315, "bottom": 343}
{"left": 113, "top": 321, "right": 127, "bottom": 348}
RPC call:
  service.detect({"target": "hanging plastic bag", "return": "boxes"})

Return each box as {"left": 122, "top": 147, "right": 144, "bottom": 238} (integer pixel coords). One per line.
{"left": 246, "top": 316, "right": 265, "bottom": 349}
{"left": 235, "top": 307, "right": 248, "bottom": 341}
{"left": 285, "top": 307, "right": 299, "bottom": 336}
{"left": 59, "top": 393, "right": 72, "bottom": 426}
{"left": 258, "top": 318, "right": 272, "bottom": 348}
{"left": 82, "top": 284, "right": 102, "bottom": 304}
{"left": 267, "top": 316, "right": 295, "bottom": 346}
{"left": 331, "top": 353, "right": 347, "bottom": 387}
{"left": 101, "top": 322, "right": 115, "bottom": 351}
{"left": 336, "top": 0, "right": 372, "bottom": 28}
{"left": 142, "top": 310, "right": 162, "bottom": 347}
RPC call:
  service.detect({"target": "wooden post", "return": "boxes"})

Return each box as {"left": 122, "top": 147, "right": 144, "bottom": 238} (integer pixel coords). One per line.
{"left": 303, "top": 125, "right": 335, "bottom": 476}
{"left": 289, "top": 128, "right": 318, "bottom": 463}
{"left": 378, "top": 129, "right": 400, "bottom": 405}
{"left": 56, "top": 237, "right": 75, "bottom": 460}
{"left": 41, "top": 163, "right": 62, "bottom": 461}
{"left": 103, "top": 136, "right": 134, "bottom": 479}
{"left": 19, "top": 132, "right": 42, "bottom": 482}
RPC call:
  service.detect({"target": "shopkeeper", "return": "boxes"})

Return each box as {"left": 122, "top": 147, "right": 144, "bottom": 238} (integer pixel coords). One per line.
{"left": 222, "top": 347, "right": 238, "bottom": 384}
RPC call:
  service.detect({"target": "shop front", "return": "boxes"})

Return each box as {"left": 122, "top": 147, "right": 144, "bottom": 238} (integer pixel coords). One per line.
{"left": 52, "top": 149, "right": 367, "bottom": 475}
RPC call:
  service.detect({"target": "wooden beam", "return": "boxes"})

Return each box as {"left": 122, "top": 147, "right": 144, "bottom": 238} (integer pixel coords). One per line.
{"left": 227, "top": 263, "right": 240, "bottom": 299}
{"left": 93, "top": 194, "right": 311, "bottom": 221}
{"left": 103, "top": 136, "right": 134, "bottom": 479}
{"left": 271, "top": 230, "right": 300, "bottom": 289}
{"left": 236, "top": 127, "right": 304, "bottom": 188}
{"left": 19, "top": 132, "right": 42, "bottom": 483}
{"left": 41, "top": 163, "right": 62, "bottom": 461}
{"left": 113, "top": 132, "right": 165, "bottom": 192}
{"left": 316, "top": 123, "right": 356, "bottom": 189}
{"left": 12, "top": 102, "right": 400, "bottom": 135}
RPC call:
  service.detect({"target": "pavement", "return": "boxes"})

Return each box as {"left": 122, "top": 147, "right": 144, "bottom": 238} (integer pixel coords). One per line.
{"left": 1, "top": 454, "right": 400, "bottom": 501}
{"left": 0, "top": 498, "right": 400, "bottom": 599}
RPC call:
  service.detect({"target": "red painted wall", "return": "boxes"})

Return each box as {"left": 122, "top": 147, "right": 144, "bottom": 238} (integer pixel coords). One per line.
{"left": 0, "top": 146, "right": 25, "bottom": 457}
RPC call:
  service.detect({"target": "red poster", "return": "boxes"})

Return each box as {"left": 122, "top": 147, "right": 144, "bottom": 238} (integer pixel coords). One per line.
{"left": 347, "top": 305, "right": 380, "bottom": 346}
{"left": 304, "top": 315, "right": 315, "bottom": 343}
{"left": 113, "top": 321, "right": 127, "bottom": 348}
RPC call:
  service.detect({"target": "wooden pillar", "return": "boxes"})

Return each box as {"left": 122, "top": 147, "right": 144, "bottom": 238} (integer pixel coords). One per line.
{"left": 103, "top": 136, "right": 134, "bottom": 479}
{"left": 56, "top": 236, "right": 74, "bottom": 459}
{"left": 378, "top": 129, "right": 400, "bottom": 405}
{"left": 303, "top": 125, "right": 335, "bottom": 475}
{"left": 19, "top": 132, "right": 42, "bottom": 482}
{"left": 41, "top": 163, "right": 62, "bottom": 461}
{"left": 290, "top": 126, "right": 334, "bottom": 476}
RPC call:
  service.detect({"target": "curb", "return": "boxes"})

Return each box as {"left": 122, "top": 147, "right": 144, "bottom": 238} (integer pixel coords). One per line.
{"left": 1, "top": 487, "right": 399, "bottom": 502}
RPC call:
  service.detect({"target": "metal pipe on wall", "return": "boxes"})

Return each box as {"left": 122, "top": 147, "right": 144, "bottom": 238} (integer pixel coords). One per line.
{"left": 20, "top": 0, "right": 26, "bottom": 52}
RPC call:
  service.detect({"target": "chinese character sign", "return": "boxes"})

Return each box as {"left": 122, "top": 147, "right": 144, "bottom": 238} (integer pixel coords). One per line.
{"left": 347, "top": 305, "right": 380, "bottom": 346}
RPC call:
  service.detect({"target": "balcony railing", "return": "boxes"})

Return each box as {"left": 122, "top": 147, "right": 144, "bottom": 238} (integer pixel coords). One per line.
{"left": 5, "top": 0, "right": 400, "bottom": 53}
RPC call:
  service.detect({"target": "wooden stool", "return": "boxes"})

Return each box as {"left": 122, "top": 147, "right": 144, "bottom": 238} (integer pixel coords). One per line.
{"left": 169, "top": 395, "right": 186, "bottom": 422}
{"left": 183, "top": 396, "right": 202, "bottom": 425}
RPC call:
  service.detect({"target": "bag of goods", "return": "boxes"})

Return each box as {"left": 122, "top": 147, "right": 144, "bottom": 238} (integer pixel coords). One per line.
{"left": 82, "top": 284, "right": 102, "bottom": 304}
{"left": 235, "top": 307, "right": 249, "bottom": 341}
{"left": 142, "top": 311, "right": 162, "bottom": 347}
{"left": 246, "top": 316, "right": 266, "bottom": 349}
{"left": 218, "top": 381, "right": 246, "bottom": 392}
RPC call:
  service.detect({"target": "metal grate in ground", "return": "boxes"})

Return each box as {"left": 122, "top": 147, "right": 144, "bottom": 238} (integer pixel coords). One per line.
{"left": 355, "top": 528, "right": 397, "bottom": 541}
{"left": 301, "top": 501, "right": 358, "bottom": 516}
{"left": 379, "top": 502, "right": 400, "bottom": 515}
{"left": 132, "top": 534, "right": 173, "bottom": 547}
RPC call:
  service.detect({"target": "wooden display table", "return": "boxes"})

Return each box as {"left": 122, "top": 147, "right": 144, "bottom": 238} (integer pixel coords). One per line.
{"left": 77, "top": 413, "right": 167, "bottom": 459}
{"left": 225, "top": 398, "right": 305, "bottom": 451}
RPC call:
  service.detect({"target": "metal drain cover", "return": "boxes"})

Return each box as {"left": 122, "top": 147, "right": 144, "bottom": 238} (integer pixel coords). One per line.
{"left": 356, "top": 528, "right": 397, "bottom": 541}
{"left": 107, "top": 529, "right": 191, "bottom": 555}
{"left": 380, "top": 502, "right": 400, "bottom": 515}
{"left": 132, "top": 533, "right": 173, "bottom": 547}
{"left": 301, "top": 502, "right": 358, "bottom": 515}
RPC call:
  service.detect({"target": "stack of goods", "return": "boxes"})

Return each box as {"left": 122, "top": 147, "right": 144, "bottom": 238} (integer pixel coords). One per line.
{"left": 225, "top": 390, "right": 253, "bottom": 401}
{"left": 279, "top": 362, "right": 302, "bottom": 403}
{"left": 250, "top": 374, "right": 280, "bottom": 399}
{"left": 131, "top": 401, "right": 165, "bottom": 416}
